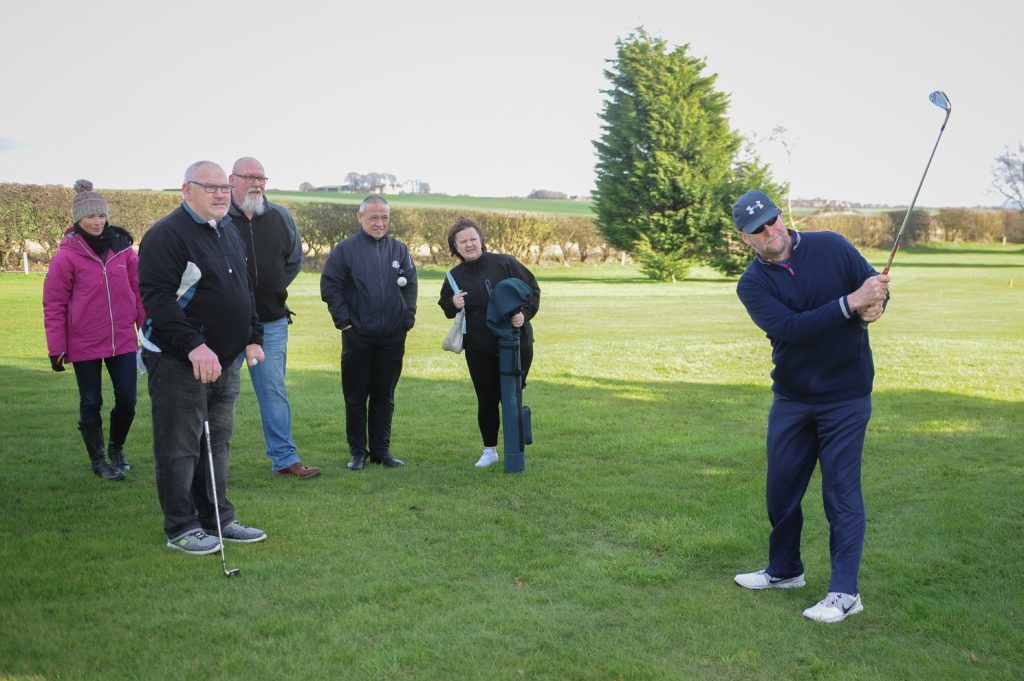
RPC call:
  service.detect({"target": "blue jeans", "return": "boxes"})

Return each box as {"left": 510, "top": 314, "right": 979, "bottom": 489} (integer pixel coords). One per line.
{"left": 145, "top": 351, "right": 238, "bottom": 540}
{"left": 246, "top": 317, "right": 299, "bottom": 471}
{"left": 765, "top": 394, "right": 871, "bottom": 595}
{"left": 72, "top": 352, "right": 137, "bottom": 423}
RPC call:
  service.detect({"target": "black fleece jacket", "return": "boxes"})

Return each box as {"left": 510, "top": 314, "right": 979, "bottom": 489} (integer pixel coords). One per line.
{"left": 138, "top": 204, "right": 262, "bottom": 363}
{"left": 228, "top": 198, "right": 302, "bottom": 323}
{"left": 438, "top": 251, "right": 540, "bottom": 355}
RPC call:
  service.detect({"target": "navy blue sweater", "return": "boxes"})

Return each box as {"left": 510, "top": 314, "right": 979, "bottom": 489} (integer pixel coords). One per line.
{"left": 736, "top": 230, "right": 885, "bottom": 403}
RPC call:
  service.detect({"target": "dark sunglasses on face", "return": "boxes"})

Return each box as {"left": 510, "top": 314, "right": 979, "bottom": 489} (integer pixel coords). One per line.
{"left": 750, "top": 215, "right": 779, "bottom": 235}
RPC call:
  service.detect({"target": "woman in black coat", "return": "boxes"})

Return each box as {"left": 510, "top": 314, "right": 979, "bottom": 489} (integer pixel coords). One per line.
{"left": 438, "top": 218, "right": 540, "bottom": 468}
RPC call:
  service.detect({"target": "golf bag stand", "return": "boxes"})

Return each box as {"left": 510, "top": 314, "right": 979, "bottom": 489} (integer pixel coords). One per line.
{"left": 499, "top": 330, "right": 529, "bottom": 473}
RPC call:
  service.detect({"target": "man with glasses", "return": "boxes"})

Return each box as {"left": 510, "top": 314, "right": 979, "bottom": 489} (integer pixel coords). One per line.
{"left": 228, "top": 157, "right": 319, "bottom": 479}
{"left": 730, "top": 190, "right": 889, "bottom": 623}
{"left": 138, "top": 160, "right": 267, "bottom": 556}
{"left": 320, "top": 195, "right": 417, "bottom": 470}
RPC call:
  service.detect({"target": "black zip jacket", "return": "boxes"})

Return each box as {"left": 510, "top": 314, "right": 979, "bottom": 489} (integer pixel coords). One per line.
{"left": 438, "top": 251, "right": 540, "bottom": 355}
{"left": 228, "top": 198, "right": 302, "bottom": 323}
{"left": 139, "top": 204, "right": 263, "bottom": 363}
{"left": 320, "top": 229, "right": 417, "bottom": 336}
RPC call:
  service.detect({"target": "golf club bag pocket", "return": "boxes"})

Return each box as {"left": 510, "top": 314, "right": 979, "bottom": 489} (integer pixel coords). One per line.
{"left": 443, "top": 309, "right": 465, "bottom": 353}
{"left": 522, "top": 405, "right": 532, "bottom": 445}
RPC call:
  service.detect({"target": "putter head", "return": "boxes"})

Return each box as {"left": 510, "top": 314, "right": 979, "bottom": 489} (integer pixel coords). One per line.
{"left": 929, "top": 90, "right": 951, "bottom": 113}
{"left": 225, "top": 568, "right": 240, "bottom": 577}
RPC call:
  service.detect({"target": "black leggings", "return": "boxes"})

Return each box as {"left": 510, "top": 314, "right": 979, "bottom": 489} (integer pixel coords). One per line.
{"left": 464, "top": 345, "right": 533, "bottom": 448}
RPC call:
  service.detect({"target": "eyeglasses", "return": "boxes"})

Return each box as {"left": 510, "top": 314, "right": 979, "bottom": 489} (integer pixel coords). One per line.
{"left": 188, "top": 181, "right": 231, "bottom": 194}
{"left": 233, "top": 174, "right": 269, "bottom": 184}
{"left": 750, "top": 215, "right": 779, "bottom": 235}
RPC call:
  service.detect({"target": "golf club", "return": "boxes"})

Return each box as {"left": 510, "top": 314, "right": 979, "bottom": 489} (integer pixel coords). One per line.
{"left": 883, "top": 90, "right": 952, "bottom": 274}
{"left": 202, "top": 385, "right": 240, "bottom": 578}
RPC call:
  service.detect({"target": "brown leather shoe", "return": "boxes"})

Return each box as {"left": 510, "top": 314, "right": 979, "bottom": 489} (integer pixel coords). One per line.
{"left": 272, "top": 462, "right": 321, "bottom": 479}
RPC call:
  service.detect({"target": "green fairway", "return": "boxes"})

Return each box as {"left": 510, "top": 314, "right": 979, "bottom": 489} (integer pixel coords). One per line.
{"left": 1, "top": 245, "right": 1022, "bottom": 680}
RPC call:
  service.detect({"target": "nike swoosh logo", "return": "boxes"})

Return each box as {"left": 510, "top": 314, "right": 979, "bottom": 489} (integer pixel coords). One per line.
{"left": 842, "top": 599, "right": 857, "bottom": 614}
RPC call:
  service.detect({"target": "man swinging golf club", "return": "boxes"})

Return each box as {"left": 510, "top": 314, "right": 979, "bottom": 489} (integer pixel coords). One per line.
{"left": 731, "top": 189, "right": 889, "bottom": 623}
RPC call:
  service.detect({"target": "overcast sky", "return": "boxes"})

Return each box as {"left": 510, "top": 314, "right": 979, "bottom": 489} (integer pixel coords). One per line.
{"left": 1, "top": 0, "right": 1018, "bottom": 207}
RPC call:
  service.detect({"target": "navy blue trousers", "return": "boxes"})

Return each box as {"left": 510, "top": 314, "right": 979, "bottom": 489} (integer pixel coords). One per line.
{"left": 72, "top": 351, "right": 137, "bottom": 423}
{"left": 765, "top": 394, "right": 871, "bottom": 595}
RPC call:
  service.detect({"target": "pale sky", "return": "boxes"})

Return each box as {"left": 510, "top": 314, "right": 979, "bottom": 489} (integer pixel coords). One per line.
{"left": 1, "top": 0, "right": 1018, "bottom": 207}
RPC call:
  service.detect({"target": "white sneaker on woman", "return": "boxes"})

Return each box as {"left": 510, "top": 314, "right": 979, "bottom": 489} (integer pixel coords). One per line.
{"left": 475, "top": 448, "right": 499, "bottom": 468}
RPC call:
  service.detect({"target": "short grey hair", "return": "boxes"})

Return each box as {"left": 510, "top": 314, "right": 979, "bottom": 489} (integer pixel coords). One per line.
{"left": 358, "top": 195, "right": 389, "bottom": 214}
{"left": 184, "top": 160, "right": 225, "bottom": 184}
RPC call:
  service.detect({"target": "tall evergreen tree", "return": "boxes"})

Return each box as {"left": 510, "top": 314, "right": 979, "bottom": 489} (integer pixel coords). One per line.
{"left": 593, "top": 29, "right": 782, "bottom": 278}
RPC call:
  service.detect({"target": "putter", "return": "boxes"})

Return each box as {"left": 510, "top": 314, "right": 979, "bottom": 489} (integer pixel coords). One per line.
{"left": 202, "top": 386, "right": 240, "bottom": 578}
{"left": 883, "top": 90, "right": 952, "bottom": 274}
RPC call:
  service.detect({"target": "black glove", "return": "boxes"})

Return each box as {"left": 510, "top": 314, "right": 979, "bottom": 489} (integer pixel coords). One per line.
{"left": 50, "top": 353, "right": 66, "bottom": 372}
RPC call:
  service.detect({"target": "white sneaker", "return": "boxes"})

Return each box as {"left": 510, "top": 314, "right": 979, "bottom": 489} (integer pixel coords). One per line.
{"left": 802, "top": 592, "right": 863, "bottom": 623}
{"left": 475, "top": 448, "right": 499, "bottom": 468}
{"left": 734, "top": 569, "right": 806, "bottom": 590}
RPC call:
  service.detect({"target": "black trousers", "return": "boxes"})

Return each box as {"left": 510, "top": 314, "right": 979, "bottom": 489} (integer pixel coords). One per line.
{"left": 341, "top": 329, "right": 407, "bottom": 457}
{"left": 464, "top": 344, "right": 533, "bottom": 448}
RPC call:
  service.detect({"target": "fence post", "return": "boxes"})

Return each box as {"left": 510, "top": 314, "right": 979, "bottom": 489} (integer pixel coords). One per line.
{"left": 23, "top": 252, "right": 29, "bottom": 275}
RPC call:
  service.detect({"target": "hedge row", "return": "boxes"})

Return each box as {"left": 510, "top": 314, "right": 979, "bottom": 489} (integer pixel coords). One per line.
{"left": 799, "top": 209, "right": 1024, "bottom": 247}
{"left": 292, "top": 202, "right": 617, "bottom": 269}
{"left": 0, "top": 183, "right": 617, "bottom": 270}
{"left": 2, "top": 183, "right": 1021, "bottom": 272}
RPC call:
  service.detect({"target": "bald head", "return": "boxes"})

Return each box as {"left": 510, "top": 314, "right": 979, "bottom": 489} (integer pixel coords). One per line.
{"left": 230, "top": 156, "right": 268, "bottom": 216}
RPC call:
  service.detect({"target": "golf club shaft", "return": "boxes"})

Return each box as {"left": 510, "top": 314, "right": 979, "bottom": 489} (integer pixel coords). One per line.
{"left": 884, "top": 111, "right": 951, "bottom": 274}
{"left": 201, "top": 382, "right": 235, "bottom": 577}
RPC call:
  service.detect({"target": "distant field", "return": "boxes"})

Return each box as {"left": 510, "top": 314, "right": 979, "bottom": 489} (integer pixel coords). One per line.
{"left": 156, "top": 189, "right": 594, "bottom": 216}
{"left": 264, "top": 190, "right": 595, "bottom": 216}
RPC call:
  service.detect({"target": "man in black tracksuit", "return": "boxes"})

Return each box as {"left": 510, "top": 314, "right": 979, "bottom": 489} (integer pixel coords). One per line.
{"left": 320, "top": 195, "right": 417, "bottom": 470}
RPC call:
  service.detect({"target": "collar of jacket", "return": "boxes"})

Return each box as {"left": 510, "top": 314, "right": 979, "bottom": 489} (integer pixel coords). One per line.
{"left": 755, "top": 229, "right": 802, "bottom": 268}
{"left": 181, "top": 201, "right": 232, "bottom": 230}
{"left": 356, "top": 229, "right": 389, "bottom": 244}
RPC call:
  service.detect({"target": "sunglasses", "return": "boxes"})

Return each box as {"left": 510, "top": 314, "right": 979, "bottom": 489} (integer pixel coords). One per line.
{"left": 749, "top": 215, "right": 779, "bottom": 235}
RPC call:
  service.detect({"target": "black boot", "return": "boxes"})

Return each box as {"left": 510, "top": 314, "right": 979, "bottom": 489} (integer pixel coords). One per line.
{"left": 78, "top": 419, "right": 124, "bottom": 481}
{"left": 108, "top": 413, "right": 134, "bottom": 473}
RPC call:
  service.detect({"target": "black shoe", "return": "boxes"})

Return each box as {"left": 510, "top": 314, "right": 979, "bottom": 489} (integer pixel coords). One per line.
{"left": 371, "top": 452, "right": 405, "bottom": 467}
{"left": 347, "top": 452, "right": 367, "bottom": 471}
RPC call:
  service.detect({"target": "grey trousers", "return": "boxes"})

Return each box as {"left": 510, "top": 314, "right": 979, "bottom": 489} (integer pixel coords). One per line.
{"left": 145, "top": 351, "right": 238, "bottom": 540}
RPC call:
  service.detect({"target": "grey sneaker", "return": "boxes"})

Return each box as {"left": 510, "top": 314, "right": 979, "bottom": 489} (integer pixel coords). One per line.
{"left": 167, "top": 530, "right": 221, "bottom": 555}
{"left": 207, "top": 520, "right": 267, "bottom": 544}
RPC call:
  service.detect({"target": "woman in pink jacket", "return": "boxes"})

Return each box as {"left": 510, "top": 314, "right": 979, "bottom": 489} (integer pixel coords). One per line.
{"left": 43, "top": 180, "right": 146, "bottom": 481}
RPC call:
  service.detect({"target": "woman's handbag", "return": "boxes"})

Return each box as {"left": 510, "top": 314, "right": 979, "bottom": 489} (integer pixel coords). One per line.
{"left": 442, "top": 271, "right": 466, "bottom": 353}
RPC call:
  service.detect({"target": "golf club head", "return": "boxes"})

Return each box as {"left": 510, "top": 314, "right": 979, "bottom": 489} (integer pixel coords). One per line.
{"left": 929, "top": 90, "right": 951, "bottom": 113}
{"left": 225, "top": 568, "right": 240, "bottom": 577}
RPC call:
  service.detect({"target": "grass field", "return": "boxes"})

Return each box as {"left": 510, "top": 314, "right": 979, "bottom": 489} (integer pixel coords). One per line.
{"left": 1, "top": 245, "right": 1022, "bottom": 680}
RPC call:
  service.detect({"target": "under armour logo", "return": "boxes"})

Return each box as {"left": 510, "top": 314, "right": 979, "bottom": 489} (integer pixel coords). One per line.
{"left": 745, "top": 200, "right": 765, "bottom": 215}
